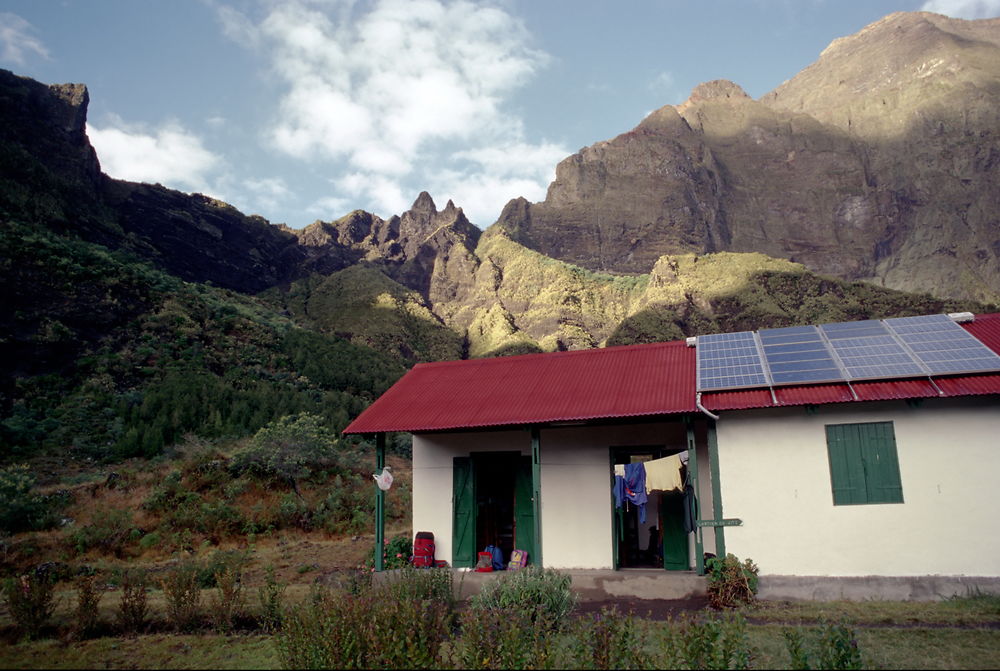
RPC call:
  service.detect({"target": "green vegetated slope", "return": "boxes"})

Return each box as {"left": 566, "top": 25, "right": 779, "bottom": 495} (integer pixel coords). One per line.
{"left": 414, "top": 228, "right": 989, "bottom": 357}
{"left": 0, "top": 219, "right": 407, "bottom": 462}
{"left": 259, "top": 265, "right": 465, "bottom": 363}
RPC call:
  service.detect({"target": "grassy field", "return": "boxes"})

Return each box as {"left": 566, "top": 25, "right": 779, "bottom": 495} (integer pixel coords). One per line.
{"left": 1, "top": 584, "right": 998, "bottom": 669}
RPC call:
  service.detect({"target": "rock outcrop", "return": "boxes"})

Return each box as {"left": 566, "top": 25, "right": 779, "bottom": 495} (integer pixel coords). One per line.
{"left": 494, "top": 12, "right": 1000, "bottom": 303}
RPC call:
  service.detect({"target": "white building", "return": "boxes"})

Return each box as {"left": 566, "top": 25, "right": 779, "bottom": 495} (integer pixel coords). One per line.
{"left": 346, "top": 312, "right": 1000, "bottom": 600}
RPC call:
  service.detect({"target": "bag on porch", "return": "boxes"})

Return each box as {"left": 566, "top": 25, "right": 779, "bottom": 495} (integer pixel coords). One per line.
{"left": 508, "top": 548, "right": 528, "bottom": 570}
{"left": 476, "top": 551, "right": 494, "bottom": 572}
{"left": 484, "top": 544, "right": 505, "bottom": 570}
{"left": 412, "top": 531, "right": 435, "bottom": 568}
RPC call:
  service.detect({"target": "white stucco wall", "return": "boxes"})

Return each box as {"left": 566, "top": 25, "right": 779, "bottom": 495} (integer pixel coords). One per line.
{"left": 412, "top": 422, "right": 699, "bottom": 569}
{"left": 716, "top": 397, "right": 1000, "bottom": 577}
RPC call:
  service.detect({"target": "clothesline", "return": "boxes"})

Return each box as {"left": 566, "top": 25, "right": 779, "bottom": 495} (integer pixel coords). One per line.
{"left": 613, "top": 451, "right": 687, "bottom": 494}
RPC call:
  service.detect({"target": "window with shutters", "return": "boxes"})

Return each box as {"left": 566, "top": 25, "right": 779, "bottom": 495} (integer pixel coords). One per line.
{"left": 825, "top": 421, "right": 904, "bottom": 505}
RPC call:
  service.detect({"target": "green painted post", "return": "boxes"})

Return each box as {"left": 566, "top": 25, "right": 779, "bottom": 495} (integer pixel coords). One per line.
{"left": 374, "top": 432, "right": 386, "bottom": 572}
{"left": 531, "top": 427, "right": 542, "bottom": 567}
{"left": 707, "top": 420, "right": 726, "bottom": 559}
{"left": 685, "top": 417, "right": 704, "bottom": 576}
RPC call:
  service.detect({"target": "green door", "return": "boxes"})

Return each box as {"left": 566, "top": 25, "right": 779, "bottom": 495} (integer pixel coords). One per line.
{"left": 513, "top": 456, "right": 536, "bottom": 564}
{"left": 452, "top": 457, "right": 475, "bottom": 568}
{"left": 661, "top": 491, "right": 689, "bottom": 571}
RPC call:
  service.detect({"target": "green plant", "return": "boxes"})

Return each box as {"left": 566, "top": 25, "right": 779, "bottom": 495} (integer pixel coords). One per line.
{"left": 257, "top": 564, "right": 286, "bottom": 632}
{"left": 784, "top": 621, "right": 863, "bottom": 670}
{"left": 230, "top": 413, "right": 339, "bottom": 495}
{"left": 116, "top": 568, "right": 148, "bottom": 635}
{"left": 73, "top": 573, "right": 104, "bottom": 638}
{"left": 198, "top": 549, "right": 250, "bottom": 588}
{"left": 374, "top": 566, "right": 455, "bottom": 612}
{"left": 0, "top": 464, "right": 65, "bottom": 534}
{"left": 569, "top": 606, "right": 649, "bottom": 670}
{"left": 2, "top": 569, "right": 57, "bottom": 640}
{"left": 367, "top": 533, "right": 412, "bottom": 570}
{"left": 455, "top": 606, "right": 556, "bottom": 670}
{"left": 275, "top": 589, "right": 450, "bottom": 670}
{"left": 210, "top": 563, "right": 246, "bottom": 633}
{"left": 161, "top": 560, "right": 203, "bottom": 631}
{"left": 705, "top": 553, "right": 758, "bottom": 609}
{"left": 660, "top": 611, "right": 754, "bottom": 670}
{"left": 68, "top": 509, "right": 135, "bottom": 557}
{"left": 470, "top": 565, "right": 578, "bottom": 625}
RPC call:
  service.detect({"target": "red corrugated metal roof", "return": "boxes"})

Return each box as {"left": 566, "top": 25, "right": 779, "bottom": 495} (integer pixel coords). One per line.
{"left": 345, "top": 340, "right": 697, "bottom": 434}
{"left": 344, "top": 313, "right": 1000, "bottom": 434}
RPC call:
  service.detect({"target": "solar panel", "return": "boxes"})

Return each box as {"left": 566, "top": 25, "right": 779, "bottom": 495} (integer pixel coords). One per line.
{"left": 695, "top": 313, "right": 1000, "bottom": 392}
{"left": 823, "top": 333, "right": 926, "bottom": 381}
{"left": 758, "top": 325, "right": 843, "bottom": 385}
{"left": 885, "top": 314, "right": 1000, "bottom": 376}
{"left": 696, "top": 331, "right": 768, "bottom": 391}
{"left": 820, "top": 319, "right": 890, "bottom": 339}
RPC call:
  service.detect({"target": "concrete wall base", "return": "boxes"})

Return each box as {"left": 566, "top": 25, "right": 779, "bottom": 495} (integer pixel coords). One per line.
{"left": 758, "top": 575, "right": 1000, "bottom": 602}
{"left": 446, "top": 568, "right": 706, "bottom": 602}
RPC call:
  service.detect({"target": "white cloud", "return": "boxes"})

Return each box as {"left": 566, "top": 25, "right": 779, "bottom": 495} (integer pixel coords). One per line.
{"left": 218, "top": 0, "right": 568, "bottom": 226}
{"left": 306, "top": 195, "right": 353, "bottom": 219}
{"left": 920, "top": 0, "right": 1000, "bottom": 18}
{"left": 87, "top": 117, "right": 222, "bottom": 194}
{"left": 243, "top": 176, "right": 292, "bottom": 212}
{"left": 0, "top": 13, "right": 49, "bottom": 65}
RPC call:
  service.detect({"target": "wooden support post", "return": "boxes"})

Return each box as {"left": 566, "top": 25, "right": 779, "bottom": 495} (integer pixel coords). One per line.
{"left": 707, "top": 420, "right": 726, "bottom": 560}
{"left": 531, "top": 427, "right": 542, "bottom": 568}
{"left": 685, "top": 417, "right": 705, "bottom": 576}
{"left": 374, "top": 432, "right": 386, "bottom": 572}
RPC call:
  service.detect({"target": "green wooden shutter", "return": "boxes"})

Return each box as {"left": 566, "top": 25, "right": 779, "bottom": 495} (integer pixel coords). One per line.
{"left": 513, "top": 456, "right": 536, "bottom": 564}
{"left": 826, "top": 424, "right": 868, "bottom": 505}
{"left": 826, "top": 422, "right": 903, "bottom": 505}
{"left": 452, "top": 457, "right": 476, "bottom": 568}
{"left": 862, "top": 422, "right": 904, "bottom": 504}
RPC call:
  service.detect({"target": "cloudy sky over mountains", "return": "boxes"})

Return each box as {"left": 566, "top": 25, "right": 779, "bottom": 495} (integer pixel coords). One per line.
{"left": 3, "top": 0, "right": 999, "bottom": 228}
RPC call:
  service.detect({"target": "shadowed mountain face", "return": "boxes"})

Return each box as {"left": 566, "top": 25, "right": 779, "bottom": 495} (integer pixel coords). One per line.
{"left": 493, "top": 12, "right": 1000, "bottom": 304}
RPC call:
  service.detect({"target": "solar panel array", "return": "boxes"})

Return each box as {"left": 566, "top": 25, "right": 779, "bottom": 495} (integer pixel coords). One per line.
{"left": 695, "top": 314, "right": 1000, "bottom": 392}
{"left": 696, "top": 331, "right": 768, "bottom": 391}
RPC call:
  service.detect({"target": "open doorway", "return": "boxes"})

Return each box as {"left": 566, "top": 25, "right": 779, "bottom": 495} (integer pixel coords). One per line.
{"left": 452, "top": 452, "right": 536, "bottom": 568}
{"left": 611, "top": 446, "right": 689, "bottom": 571}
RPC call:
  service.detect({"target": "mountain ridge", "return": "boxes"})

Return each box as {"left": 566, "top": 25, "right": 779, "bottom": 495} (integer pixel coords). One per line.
{"left": 493, "top": 11, "right": 1000, "bottom": 304}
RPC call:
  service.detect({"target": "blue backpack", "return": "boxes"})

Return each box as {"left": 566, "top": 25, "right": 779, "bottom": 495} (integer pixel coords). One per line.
{"left": 484, "top": 544, "right": 505, "bottom": 570}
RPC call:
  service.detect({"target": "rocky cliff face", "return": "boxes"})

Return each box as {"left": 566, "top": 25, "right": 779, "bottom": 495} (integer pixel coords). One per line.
{"left": 296, "top": 192, "right": 481, "bottom": 309}
{"left": 494, "top": 12, "right": 1000, "bottom": 303}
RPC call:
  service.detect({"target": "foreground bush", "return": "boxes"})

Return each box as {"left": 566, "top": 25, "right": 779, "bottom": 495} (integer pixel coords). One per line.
{"left": 705, "top": 553, "right": 758, "bottom": 609}
{"left": 161, "top": 560, "right": 203, "bottom": 631}
{"left": 784, "top": 621, "right": 863, "bottom": 670}
{"left": 660, "top": 611, "right": 753, "bottom": 670}
{"left": 116, "top": 569, "right": 149, "bottom": 635}
{"left": 2, "top": 569, "right": 56, "bottom": 640}
{"left": 570, "top": 606, "right": 650, "bottom": 670}
{"left": 275, "top": 587, "right": 451, "bottom": 669}
{"left": 470, "top": 565, "right": 578, "bottom": 624}
{"left": 455, "top": 606, "right": 556, "bottom": 669}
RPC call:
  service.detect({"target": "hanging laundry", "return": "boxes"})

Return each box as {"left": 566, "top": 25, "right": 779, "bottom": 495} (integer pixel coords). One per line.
{"left": 644, "top": 454, "right": 684, "bottom": 493}
{"left": 614, "top": 463, "right": 625, "bottom": 477}
{"left": 612, "top": 475, "right": 626, "bottom": 509}
{"left": 623, "top": 462, "right": 648, "bottom": 524}
{"left": 683, "top": 483, "right": 698, "bottom": 534}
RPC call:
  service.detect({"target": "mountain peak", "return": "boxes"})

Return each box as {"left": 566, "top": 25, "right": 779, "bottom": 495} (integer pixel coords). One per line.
{"left": 411, "top": 191, "right": 437, "bottom": 214}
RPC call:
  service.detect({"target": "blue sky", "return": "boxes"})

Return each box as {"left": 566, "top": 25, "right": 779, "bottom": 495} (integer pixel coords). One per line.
{"left": 3, "top": 0, "right": 999, "bottom": 229}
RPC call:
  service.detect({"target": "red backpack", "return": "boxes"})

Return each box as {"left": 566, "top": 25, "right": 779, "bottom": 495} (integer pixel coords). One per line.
{"left": 412, "top": 531, "right": 435, "bottom": 568}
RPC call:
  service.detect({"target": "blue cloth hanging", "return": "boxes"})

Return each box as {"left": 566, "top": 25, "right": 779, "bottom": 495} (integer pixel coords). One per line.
{"left": 623, "top": 462, "right": 648, "bottom": 524}
{"left": 613, "top": 475, "right": 626, "bottom": 508}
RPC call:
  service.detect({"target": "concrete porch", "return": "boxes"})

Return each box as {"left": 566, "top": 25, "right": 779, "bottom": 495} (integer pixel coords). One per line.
{"left": 451, "top": 568, "right": 707, "bottom": 602}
